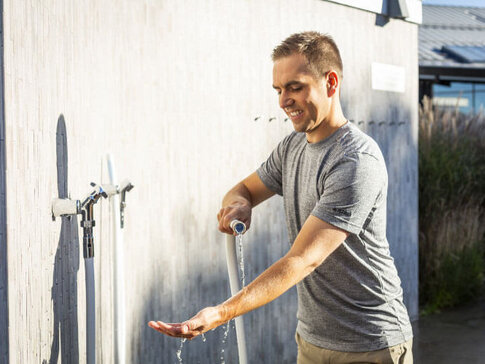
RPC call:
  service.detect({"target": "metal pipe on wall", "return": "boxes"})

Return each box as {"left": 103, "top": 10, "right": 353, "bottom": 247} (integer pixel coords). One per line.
{"left": 85, "top": 258, "right": 96, "bottom": 364}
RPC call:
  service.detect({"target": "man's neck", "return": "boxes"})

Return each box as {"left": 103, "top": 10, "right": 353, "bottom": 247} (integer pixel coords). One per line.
{"left": 305, "top": 107, "right": 347, "bottom": 144}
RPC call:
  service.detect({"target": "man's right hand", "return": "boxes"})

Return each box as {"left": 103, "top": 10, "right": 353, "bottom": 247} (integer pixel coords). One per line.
{"left": 217, "top": 172, "right": 275, "bottom": 235}
{"left": 217, "top": 201, "right": 252, "bottom": 235}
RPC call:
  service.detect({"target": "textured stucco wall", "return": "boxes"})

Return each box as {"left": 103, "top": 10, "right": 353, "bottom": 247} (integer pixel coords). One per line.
{"left": 0, "top": 2, "right": 8, "bottom": 362}
{"left": 3, "top": 0, "right": 418, "bottom": 362}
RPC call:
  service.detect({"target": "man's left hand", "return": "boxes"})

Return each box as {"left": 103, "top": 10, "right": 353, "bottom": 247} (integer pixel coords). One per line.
{"left": 148, "top": 305, "right": 227, "bottom": 340}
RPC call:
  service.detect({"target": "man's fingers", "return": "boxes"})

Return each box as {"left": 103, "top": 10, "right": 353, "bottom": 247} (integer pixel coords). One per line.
{"left": 218, "top": 218, "right": 225, "bottom": 233}
{"left": 222, "top": 214, "right": 233, "bottom": 229}
{"left": 148, "top": 307, "right": 220, "bottom": 339}
{"left": 155, "top": 321, "right": 201, "bottom": 338}
{"left": 157, "top": 321, "right": 185, "bottom": 334}
{"left": 218, "top": 210, "right": 232, "bottom": 232}
{"left": 218, "top": 209, "right": 227, "bottom": 231}
{"left": 218, "top": 214, "right": 234, "bottom": 234}
{"left": 217, "top": 203, "right": 252, "bottom": 234}
{"left": 148, "top": 321, "right": 160, "bottom": 330}
{"left": 185, "top": 318, "right": 204, "bottom": 332}
{"left": 148, "top": 321, "right": 174, "bottom": 336}
{"left": 148, "top": 321, "right": 186, "bottom": 338}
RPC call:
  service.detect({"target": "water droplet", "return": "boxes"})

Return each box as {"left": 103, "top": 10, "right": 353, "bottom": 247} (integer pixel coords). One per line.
{"left": 220, "top": 321, "right": 231, "bottom": 363}
{"left": 176, "top": 338, "right": 186, "bottom": 363}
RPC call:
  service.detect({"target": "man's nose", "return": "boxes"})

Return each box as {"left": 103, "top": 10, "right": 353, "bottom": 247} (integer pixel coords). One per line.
{"left": 279, "top": 92, "right": 294, "bottom": 109}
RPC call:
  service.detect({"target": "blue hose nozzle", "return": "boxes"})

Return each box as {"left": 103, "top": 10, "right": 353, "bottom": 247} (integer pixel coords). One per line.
{"left": 230, "top": 220, "right": 247, "bottom": 235}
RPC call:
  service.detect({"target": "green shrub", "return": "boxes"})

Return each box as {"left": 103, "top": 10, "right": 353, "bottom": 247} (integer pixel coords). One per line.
{"left": 420, "top": 243, "right": 484, "bottom": 315}
{"left": 419, "top": 97, "right": 485, "bottom": 314}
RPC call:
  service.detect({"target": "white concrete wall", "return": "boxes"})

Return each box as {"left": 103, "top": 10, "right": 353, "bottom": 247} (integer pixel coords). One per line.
{"left": 3, "top": 0, "right": 418, "bottom": 362}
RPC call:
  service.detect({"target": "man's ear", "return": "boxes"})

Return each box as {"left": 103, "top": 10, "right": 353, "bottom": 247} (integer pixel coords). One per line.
{"left": 326, "top": 71, "right": 339, "bottom": 97}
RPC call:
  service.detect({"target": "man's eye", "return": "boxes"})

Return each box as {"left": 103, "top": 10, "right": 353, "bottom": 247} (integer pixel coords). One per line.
{"left": 290, "top": 86, "right": 302, "bottom": 92}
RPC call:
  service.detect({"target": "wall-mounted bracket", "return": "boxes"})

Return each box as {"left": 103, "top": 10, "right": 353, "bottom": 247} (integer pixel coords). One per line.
{"left": 118, "top": 179, "right": 134, "bottom": 229}
{"left": 51, "top": 198, "right": 81, "bottom": 221}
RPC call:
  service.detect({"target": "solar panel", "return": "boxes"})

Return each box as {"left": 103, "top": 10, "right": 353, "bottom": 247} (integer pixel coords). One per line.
{"left": 442, "top": 45, "right": 485, "bottom": 63}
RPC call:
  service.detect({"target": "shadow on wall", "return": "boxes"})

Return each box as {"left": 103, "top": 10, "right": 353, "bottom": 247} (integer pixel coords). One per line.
{"left": 132, "top": 257, "right": 297, "bottom": 363}
{"left": 131, "top": 203, "right": 297, "bottom": 363}
{"left": 352, "top": 103, "right": 419, "bottom": 320}
{"left": 133, "top": 268, "right": 239, "bottom": 364}
{"left": 375, "top": 13, "right": 390, "bottom": 27}
{"left": 46, "top": 115, "right": 80, "bottom": 364}
{"left": 130, "top": 203, "right": 238, "bottom": 363}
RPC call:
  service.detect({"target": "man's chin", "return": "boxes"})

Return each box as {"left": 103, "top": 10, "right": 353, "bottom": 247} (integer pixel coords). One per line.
{"left": 291, "top": 121, "right": 308, "bottom": 133}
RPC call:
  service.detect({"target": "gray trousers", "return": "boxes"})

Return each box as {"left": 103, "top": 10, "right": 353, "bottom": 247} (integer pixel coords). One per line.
{"left": 296, "top": 332, "right": 413, "bottom": 364}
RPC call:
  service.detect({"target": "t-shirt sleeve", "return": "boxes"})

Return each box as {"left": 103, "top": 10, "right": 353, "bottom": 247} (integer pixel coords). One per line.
{"left": 311, "top": 152, "right": 385, "bottom": 235}
{"left": 256, "top": 135, "right": 291, "bottom": 196}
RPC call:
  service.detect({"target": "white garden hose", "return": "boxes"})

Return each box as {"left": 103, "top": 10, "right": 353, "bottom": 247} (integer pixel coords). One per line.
{"left": 107, "top": 154, "right": 126, "bottom": 364}
{"left": 225, "top": 220, "right": 248, "bottom": 364}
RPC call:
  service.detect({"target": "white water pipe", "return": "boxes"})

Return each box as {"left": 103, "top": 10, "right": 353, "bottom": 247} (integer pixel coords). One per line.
{"left": 85, "top": 258, "right": 96, "bottom": 364}
{"left": 107, "top": 154, "right": 126, "bottom": 364}
{"left": 225, "top": 220, "right": 248, "bottom": 364}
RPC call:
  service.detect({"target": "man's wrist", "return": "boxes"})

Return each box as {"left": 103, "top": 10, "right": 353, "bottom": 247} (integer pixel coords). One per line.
{"left": 218, "top": 302, "right": 232, "bottom": 323}
{"left": 223, "top": 197, "right": 252, "bottom": 210}
{"left": 222, "top": 183, "right": 254, "bottom": 209}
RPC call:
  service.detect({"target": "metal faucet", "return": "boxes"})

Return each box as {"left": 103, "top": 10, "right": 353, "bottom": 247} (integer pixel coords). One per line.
{"left": 51, "top": 180, "right": 134, "bottom": 254}
{"left": 79, "top": 183, "right": 108, "bottom": 258}
{"left": 119, "top": 179, "right": 134, "bottom": 229}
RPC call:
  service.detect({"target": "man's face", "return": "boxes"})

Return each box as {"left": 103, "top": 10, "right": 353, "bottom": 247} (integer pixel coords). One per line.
{"left": 272, "top": 53, "right": 330, "bottom": 134}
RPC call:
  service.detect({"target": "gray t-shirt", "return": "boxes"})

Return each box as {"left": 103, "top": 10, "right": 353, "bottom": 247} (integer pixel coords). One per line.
{"left": 257, "top": 122, "right": 413, "bottom": 352}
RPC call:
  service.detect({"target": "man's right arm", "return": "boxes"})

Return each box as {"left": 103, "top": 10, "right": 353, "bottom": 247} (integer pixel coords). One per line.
{"left": 217, "top": 172, "right": 275, "bottom": 234}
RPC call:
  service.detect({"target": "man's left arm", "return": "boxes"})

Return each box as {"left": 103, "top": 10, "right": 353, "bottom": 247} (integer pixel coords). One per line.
{"left": 148, "top": 216, "right": 348, "bottom": 339}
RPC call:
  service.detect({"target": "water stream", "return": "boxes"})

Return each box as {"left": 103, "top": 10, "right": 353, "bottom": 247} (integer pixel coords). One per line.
{"left": 174, "top": 333, "right": 206, "bottom": 363}
{"left": 175, "top": 338, "right": 186, "bottom": 363}
{"left": 220, "top": 321, "right": 231, "bottom": 364}
{"left": 236, "top": 233, "right": 245, "bottom": 287}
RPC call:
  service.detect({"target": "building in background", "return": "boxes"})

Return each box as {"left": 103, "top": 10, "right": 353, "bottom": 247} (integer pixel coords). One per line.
{"left": 419, "top": 5, "right": 485, "bottom": 112}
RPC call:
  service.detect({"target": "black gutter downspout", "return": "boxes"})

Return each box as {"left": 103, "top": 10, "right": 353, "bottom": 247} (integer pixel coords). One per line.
{"left": 0, "top": 0, "right": 9, "bottom": 363}
{"left": 388, "top": 0, "right": 410, "bottom": 19}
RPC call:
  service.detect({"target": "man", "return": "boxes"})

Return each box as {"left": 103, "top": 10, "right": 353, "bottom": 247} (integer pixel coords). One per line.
{"left": 149, "top": 31, "right": 413, "bottom": 363}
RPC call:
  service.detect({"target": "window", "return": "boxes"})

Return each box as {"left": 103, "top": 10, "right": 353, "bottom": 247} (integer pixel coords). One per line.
{"left": 441, "top": 46, "right": 485, "bottom": 64}
{"left": 433, "top": 82, "right": 485, "bottom": 113}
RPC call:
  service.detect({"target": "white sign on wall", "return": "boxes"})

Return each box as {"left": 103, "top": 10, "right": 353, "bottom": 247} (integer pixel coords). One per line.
{"left": 433, "top": 97, "right": 469, "bottom": 107}
{"left": 371, "top": 62, "right": 406, "bottom": 93}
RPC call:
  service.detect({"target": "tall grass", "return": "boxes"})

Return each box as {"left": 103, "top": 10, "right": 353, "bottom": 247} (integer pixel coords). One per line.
{"left": 419, "top": 97, "right": 485, "bottom": 313}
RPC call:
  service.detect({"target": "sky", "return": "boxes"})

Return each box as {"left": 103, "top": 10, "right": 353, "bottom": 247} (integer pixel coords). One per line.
{"left": 422, "top": 0, "right": 485, "bottom": 7}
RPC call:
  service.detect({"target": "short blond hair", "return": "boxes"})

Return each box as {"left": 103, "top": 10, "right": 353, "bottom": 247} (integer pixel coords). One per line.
{"left": 272, "top": 31, "right": 343, "bottom": 80}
